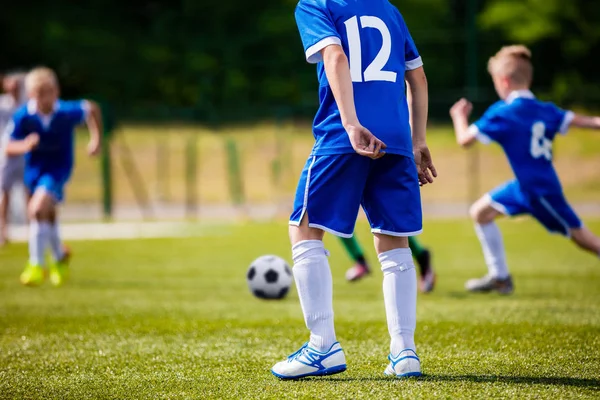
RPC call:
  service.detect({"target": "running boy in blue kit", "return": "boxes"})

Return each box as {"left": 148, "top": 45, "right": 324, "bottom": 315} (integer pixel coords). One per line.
{"left": 450, "top": 45, "right": 600, "bottom": 294}
{"left": 271, "top": 0, "right": 436, "bottom": 380}
{"left": 5, "top": 67, "right": 102, "bottom": 287}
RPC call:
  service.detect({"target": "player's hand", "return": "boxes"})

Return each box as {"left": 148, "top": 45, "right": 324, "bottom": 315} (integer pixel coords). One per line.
{"left": 345, "top": 124, "right": 387, "bottom": 159}
{"left": 87, "top": 139, "right": 101, "bottom": 156}
{"left": 413, "top": 141, "right": 437, "bottom": 186}
{"left": 25, "top": 133, "right": 40, "bottom": 151}
{"left": 450, "top": 98, "right": 473, "bottom": 119}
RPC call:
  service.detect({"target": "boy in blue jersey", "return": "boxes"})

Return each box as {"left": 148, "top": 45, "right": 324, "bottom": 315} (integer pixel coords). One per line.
{"left": 271, "top": 0, "right": 436, "bottom": 380}
{"left": 5, "top": 67, "right": 102, "bottom": 287}
{"left": 450, "top": 45, "right": 600, "bottom": 294}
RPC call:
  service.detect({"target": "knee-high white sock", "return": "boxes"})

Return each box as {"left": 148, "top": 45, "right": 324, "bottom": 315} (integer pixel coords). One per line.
{"left": 475, "top": 222, "right": 509, "bottom": 279}
{"left": 47, "top": 222, "right": 64, "bottom": 261}
{"left": 29, "top": 221, "right": 50, "bottom": 266}
{"left": 292, "top": 240, "right": 336, "bottom": 352}
{"left": 379, "top": 248, "right": 417, "bottom": 357}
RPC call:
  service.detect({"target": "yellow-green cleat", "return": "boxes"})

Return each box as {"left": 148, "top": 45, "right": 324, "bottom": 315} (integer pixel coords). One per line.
{"left": 49, "top": 245, "right": 71, "bottom": 287}
{"left": 20, "top": 263, "right": 45, "bottom": 287}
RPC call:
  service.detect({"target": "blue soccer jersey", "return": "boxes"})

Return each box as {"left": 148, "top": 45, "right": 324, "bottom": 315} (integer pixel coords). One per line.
{"left": 295, "top": 0, "right": 423, "bottom": 157}
{"left": 469, "top": 90, "right": 574, "bottom": 195}
{"left": 8, "top": 99, "right": 89, "bottom": 179}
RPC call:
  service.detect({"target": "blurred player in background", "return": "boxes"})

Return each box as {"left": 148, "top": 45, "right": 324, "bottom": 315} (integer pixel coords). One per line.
{"left": 0, "top": 72, "right": 27, "bottom": 246}
{"left": 4, "top": 67, "right": 102, "bottom": 287}
{"left": 450, "top": 45, "right": 600, "bottom": 295}
{"left": 342, "top": 235, "right": 435, "bottom": 292}
{"left": 272, "top": 0, "right": 436, "bottom": 380}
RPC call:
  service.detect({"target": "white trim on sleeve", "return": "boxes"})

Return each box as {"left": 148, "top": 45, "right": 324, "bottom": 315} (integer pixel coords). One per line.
{"left": 559, "top": 111, "right": 575, "bottom": 135}
{"left": 405, "top": 56, "right": 423, "bottom": 71}
{"left": 80, "top": 100, "right": 91, "bottom": 124}
{"left": 468, "top": 124, "right": 492, "bottom": 145}
{"left": 305, "top": 36, "right": 342, "bottom": 64}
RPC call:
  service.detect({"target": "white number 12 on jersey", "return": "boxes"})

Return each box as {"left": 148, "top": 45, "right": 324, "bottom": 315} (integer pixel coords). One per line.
{"left": 344, "top": 16, "right": 397, "bottom": 83}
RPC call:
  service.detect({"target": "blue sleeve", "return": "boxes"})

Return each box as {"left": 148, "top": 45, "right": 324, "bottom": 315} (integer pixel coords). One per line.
{"left": 403, "top": 23, "right": 422, "bottom": 70}
{"left": 295, "top": 0, "right": 341, "bottom": 64}
{"left": 549, "top": 104, "right": 574, "bottom": 135}
{"left": 472, "top": 105, "right": 511, "bottom": 145}
{"left": 7, "top": 114, "right": 25, "bottom": 141}
{"left": 62, "top": 100, "right": 90, "bottom": 125}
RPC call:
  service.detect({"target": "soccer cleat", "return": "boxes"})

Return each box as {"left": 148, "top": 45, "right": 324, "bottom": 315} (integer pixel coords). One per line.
{"left": 465, "top": 274, "right": 514, "bottom": 295}
{"left": 345, "top": 263, "right": 371, "bottom": 282}
{"left": 271, "top": 342, "right": 347, "bottom": 380}
{"left": 49, "top": 245, "right": 71, "bottom": 287}
{"left": 20, "top": 263, "right": 45, "bottom": 287}
{"left": 384, "top": 349, "right": 422, "bottom": 378}
{"left": 416, "top": 249, "right": 436, "bottom": 293}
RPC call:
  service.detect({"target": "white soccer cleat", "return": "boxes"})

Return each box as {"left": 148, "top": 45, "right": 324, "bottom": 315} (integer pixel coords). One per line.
{"left": 384, "top": 349, "right": 422, "bottom": 378}
{"left": 271, "top": 342, "right": 347, "bottom": 380}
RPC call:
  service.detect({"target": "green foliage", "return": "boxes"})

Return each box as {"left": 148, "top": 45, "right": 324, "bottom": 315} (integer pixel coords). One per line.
{"left": 480, "top": 0, "right": 600, "bottom": 104}
{"left": 1, "top": 1, "right": 599, "bottom": 121}
{"left": 1, "top": 220, "right": 600, "bottom": 398}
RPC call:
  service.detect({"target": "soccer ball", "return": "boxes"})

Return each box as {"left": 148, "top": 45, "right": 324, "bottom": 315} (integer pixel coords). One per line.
{"left": 247, "top": 255, "right": 293, "bottom": 300}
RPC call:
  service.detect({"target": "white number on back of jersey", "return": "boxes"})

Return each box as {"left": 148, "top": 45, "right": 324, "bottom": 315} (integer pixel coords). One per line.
{"left": 530, "top": 122, "right": 552, "bottom": 161}
{"left": 344, "top": 16, "right": 397, "bottom": 83}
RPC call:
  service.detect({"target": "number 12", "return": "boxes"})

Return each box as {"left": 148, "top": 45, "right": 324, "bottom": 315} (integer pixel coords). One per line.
{"left": 344, "top": 16, "right": 397, "bottom": 83}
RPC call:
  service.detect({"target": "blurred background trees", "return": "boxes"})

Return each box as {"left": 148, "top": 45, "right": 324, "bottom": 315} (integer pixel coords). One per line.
{"left": 1, "top": 0, "right": 598, "bottom": 122}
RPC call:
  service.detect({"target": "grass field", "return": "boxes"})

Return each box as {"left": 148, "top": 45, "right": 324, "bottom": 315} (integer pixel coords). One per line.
{"left": 1, "top": 219, "right": 599, "bottom": 399}
{"left": 67, "top": 123, "right": 600, "bottom": 206}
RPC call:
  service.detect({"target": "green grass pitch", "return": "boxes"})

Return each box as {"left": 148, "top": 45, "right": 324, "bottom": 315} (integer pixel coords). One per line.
{"left": 1, "top": 219, "right": 599, "bottom": 399}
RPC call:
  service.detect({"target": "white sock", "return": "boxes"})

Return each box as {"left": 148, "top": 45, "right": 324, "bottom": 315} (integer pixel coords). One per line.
{"left": 292, "top": 240, "right": 336, "bottom": 352}
{"left": 475, "top": 222, "right": 509, "bottom": 279}
{"left": 47, "top": 222, "right": 64, "bottom": 261}
{"left": 379, "top": 248, "right": 417, "bottom": 357}
{"left": 29, "top": 221, "right": 50, "bottom": 266}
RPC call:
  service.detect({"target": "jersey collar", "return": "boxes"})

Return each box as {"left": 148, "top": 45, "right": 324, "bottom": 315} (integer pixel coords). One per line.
{"left": 505, "top": 90, "right": 535, "bottom": 104}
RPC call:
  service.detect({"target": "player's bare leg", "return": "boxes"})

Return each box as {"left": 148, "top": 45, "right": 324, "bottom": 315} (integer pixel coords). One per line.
{"left": 374, "top": 234, "right": 421, "bottom": 378}
{"left": 272, "top": 216, "right": 346, "bottom": 380}
{"left": 0, "top": 190, "right": 9, "bottom": 246}
{"left": 466, "top": 196, "right": 514, "bottom": 294}
{"left": 570, "top": 227, "right": 600, "bottom": 257}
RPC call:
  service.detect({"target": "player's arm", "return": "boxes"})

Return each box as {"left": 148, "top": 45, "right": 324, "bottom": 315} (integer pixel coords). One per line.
{"left": 4, "top": 118, "right": 39, "bottom": 156}
{"left": 4, "top": 135, "right": 39, "bottom": 156}
{"left": 321, "top": 45, "right": 386, "bottom": 158}
{"left": 570, "top": 114, "right": 600, "bottom": 130}
{"left": 406, "top": 67, "right": 436, "bottom": 185}
{"left": 84, "top": 100, "right": 103, "bottom": 156}
{"left": 450, "top": 98, "right": 476, "bottom": 147}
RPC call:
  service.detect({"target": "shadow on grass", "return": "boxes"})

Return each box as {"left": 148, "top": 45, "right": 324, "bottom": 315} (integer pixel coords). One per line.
{"left": 314, "top": 374, "right": 600, "bottom": 388}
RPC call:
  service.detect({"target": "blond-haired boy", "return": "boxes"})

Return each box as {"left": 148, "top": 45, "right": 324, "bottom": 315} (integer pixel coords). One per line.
{"left": 5, "top": 67, "right": 103, "bottom": 287}
{"left": 450, "top": 45, "right": 600, "bottom": 294}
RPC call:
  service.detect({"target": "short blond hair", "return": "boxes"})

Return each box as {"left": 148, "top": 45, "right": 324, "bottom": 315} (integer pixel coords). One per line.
{"left": 487, "top": 45, "right": 533, "bottom": 86}
{"left": 25, "top": 67, "right": 58, "bottom": 93}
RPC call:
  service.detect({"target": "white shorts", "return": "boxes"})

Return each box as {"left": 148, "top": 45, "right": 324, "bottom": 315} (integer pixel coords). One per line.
{"left": 0, "top": 156, "right": 25, "bottom": 192}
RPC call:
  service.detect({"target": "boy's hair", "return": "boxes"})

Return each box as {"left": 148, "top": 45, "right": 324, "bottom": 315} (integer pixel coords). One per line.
{"left": 487, "top": 45, "right": 533, "bottom": 86}
{"left": 25, "top": 67, "right": 58, "bottom": 93}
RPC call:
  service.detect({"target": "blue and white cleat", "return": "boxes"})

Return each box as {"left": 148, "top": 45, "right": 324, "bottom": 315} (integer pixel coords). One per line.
{"left": 271, "top": 342, "right": 347, "bottom": 380}
{"left": 384, "top": 349, "right": 422, "bottom": 378}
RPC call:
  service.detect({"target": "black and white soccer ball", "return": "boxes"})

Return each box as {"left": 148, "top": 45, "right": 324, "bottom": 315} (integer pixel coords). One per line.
{"left": 247, "top": 255, "right": 293, "bottom": 300}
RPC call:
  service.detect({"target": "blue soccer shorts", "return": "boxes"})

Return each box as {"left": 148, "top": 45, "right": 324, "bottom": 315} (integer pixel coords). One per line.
{"left": 25, "top": 171, "right": 70, "bottom": 203}
{"left": 488, "top": 179, "right": 582, "bottom": 237}
{"left": 289, "top": 154, "right": 423, "bottom": 238}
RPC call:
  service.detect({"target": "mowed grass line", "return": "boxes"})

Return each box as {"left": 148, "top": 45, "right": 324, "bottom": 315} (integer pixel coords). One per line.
{"left": 0, "top": 219, "right": 599, "bottom": 399}
{"left": 68, "top": 123, "right": 600, "bottom": 205}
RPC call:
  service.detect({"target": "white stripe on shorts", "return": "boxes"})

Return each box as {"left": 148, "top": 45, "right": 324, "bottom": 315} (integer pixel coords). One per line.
{"left": 539, "top": 196, "right": 571, "bottom": 236}
{"left": 289, "top": 156, "right": 317, "bottom": 226}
